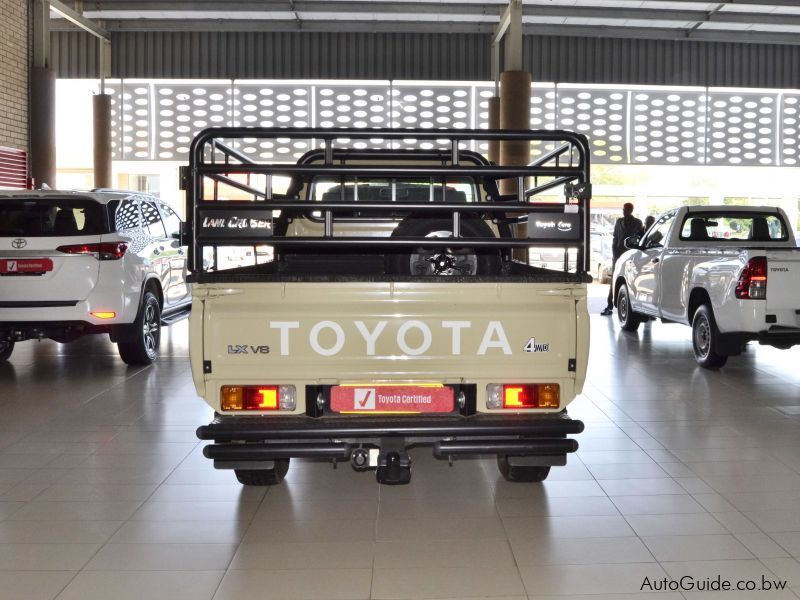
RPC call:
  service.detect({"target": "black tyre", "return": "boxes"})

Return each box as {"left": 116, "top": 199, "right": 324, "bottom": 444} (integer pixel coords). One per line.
{"left": 616, "top": 283, "right": 642, "bottom": 332}
{"left": 497, "top": 456, "right": 551, "bottom": 482}
{"left": 0, "top": 340, "right": 14, "bottom": 363}
{"left": 235, "top": 459, "right": 290, "bottom": 486}
{"left": 385, "top": 217, "right": 501, "bottom": 276}
{"left": 117, "top": 291, "right": 161, "bottom": 365}
{"left": 692, "top": 304, "right": 728, "bottom": 369}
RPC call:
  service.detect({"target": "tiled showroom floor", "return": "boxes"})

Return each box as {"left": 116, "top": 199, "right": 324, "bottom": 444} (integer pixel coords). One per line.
{"left": 1, "top": 286, "right": 799, "bottom": 600}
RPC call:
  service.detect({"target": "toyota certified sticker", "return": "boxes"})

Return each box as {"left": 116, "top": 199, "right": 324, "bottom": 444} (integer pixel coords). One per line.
{"left": 330, "top": 385, "right": 454, "bottom": 413}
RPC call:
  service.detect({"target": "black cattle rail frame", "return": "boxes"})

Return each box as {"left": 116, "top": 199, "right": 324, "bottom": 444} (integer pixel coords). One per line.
{"left": 180, "top": 127, "right": 592, "bottom": 275}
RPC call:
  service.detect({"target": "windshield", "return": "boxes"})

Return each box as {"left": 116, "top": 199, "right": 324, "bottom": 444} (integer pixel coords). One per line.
{"left": 0, "top": 198, "right": 109, "bottom": 237}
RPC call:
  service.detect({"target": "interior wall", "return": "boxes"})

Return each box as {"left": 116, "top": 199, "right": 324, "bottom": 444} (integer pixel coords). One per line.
{"left": 0, "top": 0, "right": 29, "bottom": 151}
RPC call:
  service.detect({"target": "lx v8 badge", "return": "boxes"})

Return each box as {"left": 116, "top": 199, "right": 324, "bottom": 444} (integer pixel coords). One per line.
{"left": 227, "top": 345, "right": 270, "bottom": 354}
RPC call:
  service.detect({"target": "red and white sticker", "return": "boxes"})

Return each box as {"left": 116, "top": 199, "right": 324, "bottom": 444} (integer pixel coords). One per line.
{"left": 330, "top": 385, "right": 454, "bottom": 413}
{"left": 0, "top": 258, "right": 53, "bottom": 274}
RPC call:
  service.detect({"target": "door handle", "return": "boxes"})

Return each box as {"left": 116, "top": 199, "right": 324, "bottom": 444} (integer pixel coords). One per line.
{"left": 651, "top": 258, "right": 660, "bottom": 264}
{"left": 178, "top": 249, "right": 185, "bottom": 256}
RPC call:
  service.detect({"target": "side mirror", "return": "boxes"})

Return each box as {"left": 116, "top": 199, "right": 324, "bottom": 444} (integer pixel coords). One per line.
{"left": 623, "top": 235, "right": 641, "bottom": 250}
{"left": 171, "top": 232, "right": 181, "bottom": 240}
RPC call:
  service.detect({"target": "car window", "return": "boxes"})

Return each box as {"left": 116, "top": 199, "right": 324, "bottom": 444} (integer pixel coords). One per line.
{"left": 306, "top": 177, "right": 475, "bottom": 221}
{"left": 141, "top": 200, "right": 166, "bottom": 238}
{"left": 0, "top": 198, "right": 108, "bottom": 237}
{"left": 159, "top": 203, "right": 181, "bottom": 238}
{"left": 312, "top": 177, "right": 474, "bottom": 203}
{"left": 642, "top": 213, "right": 675, "bottom": 249}
{"left": 111, "top": 198, "right": 141, "bottom": 232}
{"left": 679, "top": 213, "right": 788, "bottom": 242}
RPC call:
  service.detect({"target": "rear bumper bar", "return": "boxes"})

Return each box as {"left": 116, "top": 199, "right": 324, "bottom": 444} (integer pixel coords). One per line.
{"left": 197, "top": 413, "right": 584, "bottom": 441}
{"left": 0, "top": 321, "right": 108, "bottom": 341}
{"left": 197, "top": 413, "right": 583, "bottom": 463}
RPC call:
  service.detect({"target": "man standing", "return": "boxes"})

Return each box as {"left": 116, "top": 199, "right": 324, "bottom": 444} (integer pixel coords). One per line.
{"left": 601, "top": 202, "right": 644, "bottom": 316}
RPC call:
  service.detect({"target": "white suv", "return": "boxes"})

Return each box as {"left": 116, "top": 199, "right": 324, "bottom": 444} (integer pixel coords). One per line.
{"left": 0, "top": 190, "right": 191, "bottom": 365}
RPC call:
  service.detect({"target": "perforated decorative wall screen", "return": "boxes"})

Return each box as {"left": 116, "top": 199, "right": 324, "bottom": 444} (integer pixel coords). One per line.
{"left": 102, "top": 79, "right": 800, "bottom": 167}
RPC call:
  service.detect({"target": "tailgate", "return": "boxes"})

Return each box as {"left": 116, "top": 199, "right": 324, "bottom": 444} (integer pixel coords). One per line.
{"left": 767, "top": 250, "right": 800, "bottom": 311}
{"left": 0, "top": 236, "right": 101, "bottom": 302}
{"left": 195, "top": 281, "right": 587, "bottom": 406}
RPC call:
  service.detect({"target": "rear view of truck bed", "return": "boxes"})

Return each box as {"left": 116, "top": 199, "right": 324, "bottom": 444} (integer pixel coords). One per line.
{"left": 184, "top": 127, "right": 592, "bottom": 485}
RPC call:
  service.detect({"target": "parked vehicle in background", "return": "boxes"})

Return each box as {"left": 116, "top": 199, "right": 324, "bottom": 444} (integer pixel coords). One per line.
{"left": 612, "top": 205, "right": 800, "bottom": 368}
{"left": 187, "top": 127, "right": 592, "bottom": 486}
{"left": 590, "top": 230, "right": 613, "bottom": 284}
{"left": 0, "top": 190, "right": 191, "bottom": 364}
{"left": 527, "top": 247, "right": 578, "bottom": 273}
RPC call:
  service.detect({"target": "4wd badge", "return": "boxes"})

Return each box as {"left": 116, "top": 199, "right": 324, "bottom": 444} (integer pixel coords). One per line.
{"left": 523, "top": 338, "right": 550, "bottom": 353}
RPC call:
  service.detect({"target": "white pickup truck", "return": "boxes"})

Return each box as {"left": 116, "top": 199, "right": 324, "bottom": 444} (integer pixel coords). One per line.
{"left": 612, "top": 205, "right": 800, "bottom": 368}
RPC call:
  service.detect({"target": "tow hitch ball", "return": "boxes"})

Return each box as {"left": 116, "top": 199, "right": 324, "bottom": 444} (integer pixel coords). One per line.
{"left": 350, "top": 441, "right": 412, "bottom": 484}
{"left": 376, "top": 451, "right": 411, "bottom": 485}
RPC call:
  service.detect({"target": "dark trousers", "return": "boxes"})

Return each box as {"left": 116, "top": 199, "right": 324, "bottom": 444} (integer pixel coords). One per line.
{"left": 606, "top": 257, "right": 618, "bottom": 309}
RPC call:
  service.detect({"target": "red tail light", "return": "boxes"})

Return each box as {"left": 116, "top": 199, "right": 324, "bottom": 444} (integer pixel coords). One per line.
{"left": 220, "top": 385, "right": 297, "bottom": 411}
{"left": 735, "top": 257, "right": 767, "bottom": 300}
{"left": 486, "top": 383, "right": 560, "bottom": 409}
{"left": 56, "top": 242, "right": 128, "bottom": 260}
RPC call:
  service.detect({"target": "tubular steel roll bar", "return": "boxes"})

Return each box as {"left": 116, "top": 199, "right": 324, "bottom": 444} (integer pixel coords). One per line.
{"left": 183, "top": 127, "right": 592, "bottom": 274}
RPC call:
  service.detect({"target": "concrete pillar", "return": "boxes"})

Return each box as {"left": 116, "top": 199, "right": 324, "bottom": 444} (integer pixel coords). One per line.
{"left": 93, "top": 94, "right": 113, "bottom": 189}
{"left": 30, "top": 67, "right": 56, "bottom": 188}
{"left": 487, "top": 96, "right": 500, "bottom": 165}
{"left": 498, "top": 70, "right": 532, "bottom": 196}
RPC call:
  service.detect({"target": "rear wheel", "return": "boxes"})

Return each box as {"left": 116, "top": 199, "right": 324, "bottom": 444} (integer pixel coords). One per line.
{"left": 616, "top": 284, "right": 642, "bottom": 332}
{"left": 0, "top": 340, "right": 14, "bottom": 363}
{"left": 692, "top": 304, "right": 728, "bottom": 369}
{"left": 235, "top": 459, "right": 290, "bottom": 486}
{"left": 497, "top": 456, "right": 550, "bottom": 482}
{"left": 117, "top": 291, "right": 161, "bottom": 365}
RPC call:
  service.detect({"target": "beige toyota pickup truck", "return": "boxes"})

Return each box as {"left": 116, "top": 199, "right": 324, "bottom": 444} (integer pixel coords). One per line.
{"left": 183, "top": 127, "right": 591, "bottom": 485}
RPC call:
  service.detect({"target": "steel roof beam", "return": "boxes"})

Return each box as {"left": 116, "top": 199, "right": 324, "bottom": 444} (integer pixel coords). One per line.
{"left": 51, "top": 18, "right": 800, "bottom": 45}
{"left": 76, "top": 0, "right": 800, "bottom": 10}
{"left": 50, "top": 0, "right": 109, "bottom": 39}
{"left": 74, "top": 4, "right": 800, "bottom": 28}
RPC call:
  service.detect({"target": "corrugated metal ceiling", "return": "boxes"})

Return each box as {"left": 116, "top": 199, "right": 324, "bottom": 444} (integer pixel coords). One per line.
{"left": 51, "top": 31, "right": 800, "bottom": 90}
